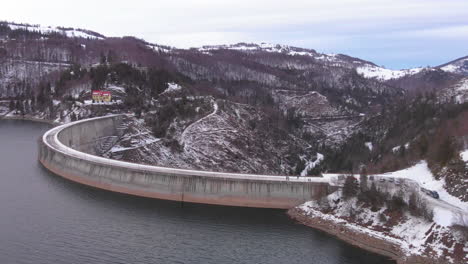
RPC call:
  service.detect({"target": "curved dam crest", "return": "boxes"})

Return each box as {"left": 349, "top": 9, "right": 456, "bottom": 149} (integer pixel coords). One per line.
{"left": 39, "top": 115, "right": 335, "bottom": 208}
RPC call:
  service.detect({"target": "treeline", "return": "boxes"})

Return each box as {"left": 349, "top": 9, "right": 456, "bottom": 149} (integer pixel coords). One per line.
{"left": 7, "top": 81, "right": 56, "bottom": 118}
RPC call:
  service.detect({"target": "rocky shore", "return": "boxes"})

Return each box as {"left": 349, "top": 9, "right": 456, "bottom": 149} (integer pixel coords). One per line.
{"left": 288, "top": 208, "right": 457, "bottom": 264}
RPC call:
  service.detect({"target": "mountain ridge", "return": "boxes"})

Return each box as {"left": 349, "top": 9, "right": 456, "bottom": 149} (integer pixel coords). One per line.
{"left": 2, "top": 21, "right": 467, "bottom": 78}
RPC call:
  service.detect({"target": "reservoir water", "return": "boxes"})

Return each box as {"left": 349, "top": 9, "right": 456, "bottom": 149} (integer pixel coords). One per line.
{"left": 0, "top": 120, "right": 395, "bottom": 264}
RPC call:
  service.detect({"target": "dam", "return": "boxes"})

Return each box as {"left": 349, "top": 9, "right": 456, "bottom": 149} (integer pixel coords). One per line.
{"left": 38, "top": 115, "right": 335, "bottom": 209}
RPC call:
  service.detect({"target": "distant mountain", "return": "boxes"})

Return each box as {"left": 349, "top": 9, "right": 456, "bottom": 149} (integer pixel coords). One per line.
{"left": 195, "top": 42, "right": 468, "bottom": 83}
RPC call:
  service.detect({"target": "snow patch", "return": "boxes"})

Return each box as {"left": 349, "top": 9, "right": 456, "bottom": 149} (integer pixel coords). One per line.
{"left": 357, "top": 65, "right": 424, "bottom": 81}
{"left": 441, "top": 64, "right": 459, "bottom": 73}
{"left": 147, "top": 44, "right": 173, "bottom": 53}
{"left": 460, "top": 149, "right": 468, "bottom": 162}
{"left": 300, "top": 153, "right": 324, "bottom": 176}
{"left": 433, "top": 207, "right": 455, "bottom": 227}
{"left": 166, "top": 83, "right": 181, "bottom": 92}
{"left": 392, "top": 145, "right": 401, "bottom": 153}
{"left": 198, "top": 42, "right": 322, "bottom": 58}
{"left": 106, "top": 85, "right": 126, "bottom": 93}
{"left": 7, "top": 23, "right": 103, "bottom": 39}
{"left": 455, "top": 78, "right": 468, "bottom": 91}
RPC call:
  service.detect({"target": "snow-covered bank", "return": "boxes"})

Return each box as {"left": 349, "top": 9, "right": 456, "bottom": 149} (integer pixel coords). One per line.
{"left": 323, "top": 161, "right": 468, "bottom": 227}
{"left": 290, "top": 190, "right": 467, "bottom": 264}
{"left": 292, "top": 160, "right": 468, "bottom": 263}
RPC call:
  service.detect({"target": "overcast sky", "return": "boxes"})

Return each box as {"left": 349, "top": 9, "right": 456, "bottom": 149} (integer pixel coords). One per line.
{"left": 1, "top": 0, "right": 467, "bottom": 69}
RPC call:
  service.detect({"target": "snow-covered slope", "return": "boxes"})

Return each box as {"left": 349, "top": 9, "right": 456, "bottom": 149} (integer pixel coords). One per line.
{"left": 3, "top": 22, "right": 104, "bottom": 39}
{"left": 356, "top": 64, "right": 425, "bottom": 81}
{"left": 296, "top": 161, "right": 468, "bottom": 263}
{"left": 197, "top": 42, "right": 319, "bottom": 56}
{"left": 196, "top": 42, "right": 371, "bottom": 67}
{"left": 298, "top": 194, "right": 467, "bottom": 263}
{"left": 356, "top": 55, "right": 468, "bottom": 81}
{"left": 438, "top": 56, "right": 468, "bottom": 76}
{"left": 439, "top": 77, "right": 468, "bottom": 104}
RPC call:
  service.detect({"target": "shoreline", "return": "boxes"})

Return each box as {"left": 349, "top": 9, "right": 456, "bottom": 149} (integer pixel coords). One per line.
{"left": 0, "top": 115, "right": 57, "bottom": 125}
{"left": 287, "top": 208, "right": 451, "bottom": 264}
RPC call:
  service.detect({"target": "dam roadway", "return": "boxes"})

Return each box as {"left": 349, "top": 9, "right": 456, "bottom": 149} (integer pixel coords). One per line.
{"left": 39, "top": 115, "right": 335, "bottom": 209}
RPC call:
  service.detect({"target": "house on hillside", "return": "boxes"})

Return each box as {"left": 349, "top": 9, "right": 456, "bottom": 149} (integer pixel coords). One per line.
{"left": 101, "top": 91, "right": 111, "bottom": 102}
{"left": 92, "top": 90, "right": 112, "bottom": 103}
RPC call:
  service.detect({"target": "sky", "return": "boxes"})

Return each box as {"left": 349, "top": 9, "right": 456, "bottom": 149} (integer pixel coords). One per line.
{"left": 1, "top": 0, "right": 467, "bottom": 69}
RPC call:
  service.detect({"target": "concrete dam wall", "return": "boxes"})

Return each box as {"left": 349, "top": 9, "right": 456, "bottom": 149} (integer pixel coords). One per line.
{"left": 38, "top": 115, "right": 334, "bottom": 209}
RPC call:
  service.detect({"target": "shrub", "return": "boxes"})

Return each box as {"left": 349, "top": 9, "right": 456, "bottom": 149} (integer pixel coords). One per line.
{"left": 387, "top": 193, "right": 406, "bottom": 211}
{"left": 343, "top": 176, "right": 359, "bottom": 199}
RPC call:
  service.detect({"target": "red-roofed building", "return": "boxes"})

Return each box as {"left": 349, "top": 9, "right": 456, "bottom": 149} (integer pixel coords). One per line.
{"left": 92, "top": 90, "right": 112, "bottom": 103}
{"left": 101, "top": 91, "right": 111, "bottom": 102}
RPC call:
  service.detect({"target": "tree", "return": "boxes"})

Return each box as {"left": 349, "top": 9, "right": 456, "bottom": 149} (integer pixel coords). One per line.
{"left": 359, "top": 168, "right": 368, "bottom": 192}
{"left": 14, "top": 101, "right": 20, "bottom": 114}
{"left": 368, "top": 181, "right": 383, "bottom": 211}
{"left": 9, "top": 100, "right": 15, "bottom": 111}
{"left": 30, "top": 97, "right": 36, "bottom": 112}
{"left": 70, "top": 112, "right": 77, "bottom": 122}
{"left": 107, "top": 50, "right": 117, "bottom": 64}
{"left": 135, "top": 108, "right": 142, "bottom": 118}
{"left": 317, "top": 195, "right": 331, "bottom": 210}
{"left": 434, "top": 136, "right": 457, "bottom": 166}
{"left": 17, "top": 101, "right": 25, "bottom": 115}
{"left": 408, "top": 192, "right": 433, "bottom": 221}
{"left": 295, "top": 158, "right": 305, "bottom": 175}
{"left": 100, "top": 52, "right": 107, "bottom": 64}
{"left": 343, "top": 176, "right": 359, "bottom": 199}
{"left": 408, "top": 192, "right": 420, "bottom": 216}
{"left": 388, "top": 191, "right": 406, "bottom": 211}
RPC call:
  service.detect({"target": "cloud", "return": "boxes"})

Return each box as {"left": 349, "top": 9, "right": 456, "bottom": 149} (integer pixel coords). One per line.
{"left": 390, "top": 25, "right": 468, "bottom": 39}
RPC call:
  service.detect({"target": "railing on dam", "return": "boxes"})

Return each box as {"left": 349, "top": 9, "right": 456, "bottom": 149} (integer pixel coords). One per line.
{"left": 38, "top": 115, "right": 335, "bottom": 209}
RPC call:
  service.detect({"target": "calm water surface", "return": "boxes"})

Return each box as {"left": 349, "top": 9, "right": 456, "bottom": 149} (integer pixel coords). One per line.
{"left": 0, "top": 120, "right": 395, "bottom": 264}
